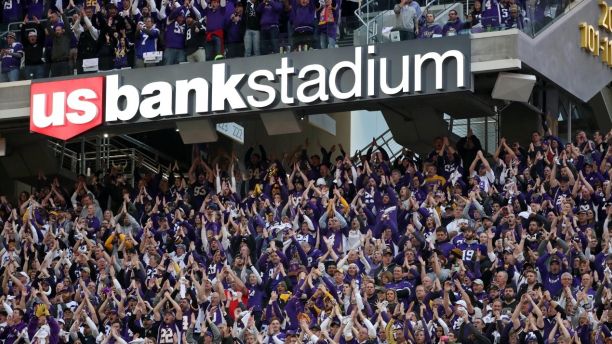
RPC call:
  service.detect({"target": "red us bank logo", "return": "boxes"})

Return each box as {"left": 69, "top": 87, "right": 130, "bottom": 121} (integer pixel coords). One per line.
{"left": 30, "top": 77, "right": 105, "bottom": 140}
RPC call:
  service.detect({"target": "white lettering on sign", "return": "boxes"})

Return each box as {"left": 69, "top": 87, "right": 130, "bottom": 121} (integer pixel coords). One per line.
{"left": 31, "top": 45, "right": 469, "bottom": 141}
{"left": 414, "top": 50, "right": 465, "bottom": 92}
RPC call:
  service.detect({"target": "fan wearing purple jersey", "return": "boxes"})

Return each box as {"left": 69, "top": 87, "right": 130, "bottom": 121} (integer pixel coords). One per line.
{"left": 153, "top": 291, "right": 183, "bottom": 344}
{"left": 25, "top": 0, "right": 42, "bottom": 20}
{"left": 0, "top": 32, "right": 23, "bottom": 82}
{"left": 134, "top": 16, "right": 160, "bottom": 67}
{"left": 289, "top": 0, "right": 316, "bottom": 51}
{"left": 503, "top": 3, "right": 523, "bottom": 29}
{"left": 201, "top": 0, "right": 228, "bottom": 60}
{"left": 257, "top": 0, "right": 282, "bottom": 54}
{"left": 418, "top": 12, "right": 441, "bottom": 38}
{"left": 2, "top": 0, "right": 22, "bottom": 25}
{"left": 0, "top": 309, "right": 27, "bottom": 344}
{"left": 453, "top": 227, "right": 486, "bottom": 270}
{"left": 159, "top": 1, "right": 187, "bottom": 65}
{"left": 441, "top": 9, "right": 462, "bottom": 36}
{"left": 481, "top": 0, "right": 501, "bottom": 29}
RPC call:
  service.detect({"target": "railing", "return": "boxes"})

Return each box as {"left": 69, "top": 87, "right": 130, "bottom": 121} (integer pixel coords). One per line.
{"left": 353, "top": 128, "right": 405, "bottom": 165}
{"left": 48, "top": 140, "right": 80, "bottom": 173}
{"left": 47, "top": 135, "right": 178, "bottom": 186}
{"left": 522, "top": 0, "right": 585, "bottom": 37}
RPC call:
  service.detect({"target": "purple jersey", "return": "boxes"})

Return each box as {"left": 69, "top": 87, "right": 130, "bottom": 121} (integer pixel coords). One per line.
{"left": 113, "top": 39, "right": 129, "bottom": 68}
{"left": 165, "top": 21, "right": 185, "bottom": 49}
{"left": 3, "top": 0, "right": 22, "bottom": 23}
{"left": 157, "top": 321, "right": 181, "bottom": 344}
{"left": 455, "top": 241, "right": 486, "bottom": 269}
{"left": 26, "top": 0, "right": 43, "bottom": 19}
{"left": 1, "top": 42, "right": 23, "bottom": 72}
{"left": 481, "top": 0, "right": 501, "bottom": 28}
{"left": 4, "top": 322, "right": 27, "bottom": 344}
{"left": 418, "top": 23, "right": 442, "bottom": 38}
{"left": 246, "top": 283, "right": 265, "bottom": 312}
{"left": 136, "top": 27, "right": 159, "bottom": 58}
{"left": 442, "top": 19, "right": 463, "bottom": 36}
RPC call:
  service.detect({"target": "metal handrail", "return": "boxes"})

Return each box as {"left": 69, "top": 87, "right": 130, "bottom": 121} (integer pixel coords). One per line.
{"left": 353, "top": 128, "right": 405, "bottom": 165}
{"left": 47, "top": 135, "right": 173, "bottom": 186}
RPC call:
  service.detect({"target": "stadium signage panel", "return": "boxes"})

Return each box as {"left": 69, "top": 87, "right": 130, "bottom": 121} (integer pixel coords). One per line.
{"left": 578, "top": 1, "right": 612, "bottom": 67}
{"left": 30, "top": 37, "right": 471, "bottom": 140}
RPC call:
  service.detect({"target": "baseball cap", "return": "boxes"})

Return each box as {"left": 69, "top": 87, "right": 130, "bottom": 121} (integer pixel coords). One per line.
{"left": 550, "top": 256, "right": 561, "bottom": 264}
{"left": 473, "top": 279, "right": 484, "bottom": 286}
{"left": 18, "top": 271, "right": 30, "bottom": 283}
{"left": 316, "top": 178, "right": 326, "bottom": 186}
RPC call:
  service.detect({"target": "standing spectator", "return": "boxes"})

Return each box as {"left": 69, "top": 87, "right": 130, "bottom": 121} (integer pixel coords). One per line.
{"left": 257, "top": 0, "right": 282, "bottom": 54}
{"left": 470, "top": 0, "right": 482, "bottom": 26}
{"left": 160, "top": 2, "right": 186, "bottom": 65}
{"left": 457, "top": 129, "right": 483, "bottom": 171}
{"left": 101, "top": 3, "right": 126, "bottom": 34}
{"left": 0, "top": 31, "right": 22, "bottom": 82}
{"left": 202, "top": 0, "right": 227, "bottom": 60}
{"left": 503, "top": 4, "right": 523, "bottom": 29}
{"left": 2, "top": 0, "right": 22, "bottom": 27}
{"left": 243, "top": 0, "right": 260, "bottom": 57}
{"left": 113, "top": 31, "right": 131, "bottom": 68}
{"left": 225, "top": 3, "right": 245, "bottom": 58}
{"left": 317, "top": 0, "right": 338, "bottom": 49}
{"left": 49, "top": 22, "right": 72, "bottom": 76}
{"left": 289, "top": 0, "right": 315, "bottom": 51}
{"left": 481, "top": 0, "right": 501, "bottom": 30}
{"left": 134, "top": 16, "right": 160, "bottom": 67}
{"left": 98, "top": 31, "right": 117, "bottom": 70}
{"left": 418, "top": 11, "right": 441, "bottom": 38}
{"left": 184, "top": 12, "right": 205, "bottom": 62}
{"left": 499, "top": 0, "right": 510, "bottom": 25}
{"left": 441, "top": 9, "right": 462, "bottom": 36}
{"left": 393, "top": 0, "right": 418, "bottom": 40}
{"left": 120, "top": 1, "right": 138, "bottom": 68}
{"left": 20, "top": 17, "right": 45, "bottom": 79}
{"left": 24, "top": 0, "right": 43, "bottom": 21}
{"left": 72, "top": 8, "right": 100, "bottom": 74}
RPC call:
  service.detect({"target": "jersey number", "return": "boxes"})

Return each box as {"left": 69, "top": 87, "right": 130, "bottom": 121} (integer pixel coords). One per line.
{"left": 159, "top": 328, "right": 174, "bottom": 344}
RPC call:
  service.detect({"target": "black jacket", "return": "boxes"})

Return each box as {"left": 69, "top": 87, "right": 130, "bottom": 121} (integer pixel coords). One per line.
{"left": 19, "top": 22, "right": 45, "bottom": 65}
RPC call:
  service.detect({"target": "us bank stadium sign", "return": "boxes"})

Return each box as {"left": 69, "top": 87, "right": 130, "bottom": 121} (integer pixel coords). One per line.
{"left": 579, "top": 0, "right": 612, "bottom": 67}
{"left": 30, "top": 36, "right": 471, "bottom": 141}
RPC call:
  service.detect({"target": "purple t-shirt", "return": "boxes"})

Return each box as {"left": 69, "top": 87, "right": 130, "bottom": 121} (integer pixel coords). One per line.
{"left": 1, "top": 42, "right": 23, "bottom": 72}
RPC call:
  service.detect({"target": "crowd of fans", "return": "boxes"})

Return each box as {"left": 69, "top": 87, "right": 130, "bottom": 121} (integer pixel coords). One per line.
{"left": 0, "top": 0, "right": 565, "bottom": 81}
{"left": 0, "top": 127, "right": 610, "bottom": 344}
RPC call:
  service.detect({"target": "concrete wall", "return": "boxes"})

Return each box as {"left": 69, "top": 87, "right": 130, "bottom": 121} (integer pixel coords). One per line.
{"left": 516, "top": 0, "right": 612, "bottom": 103}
